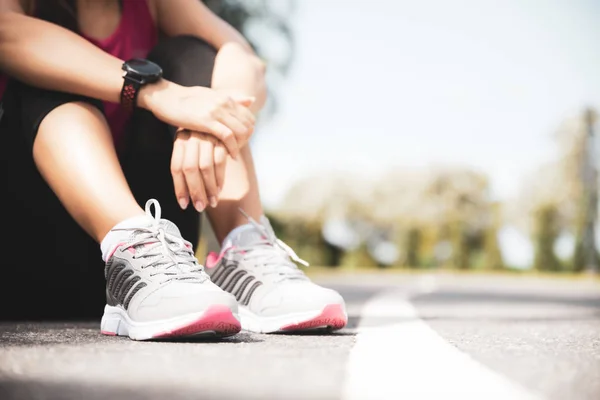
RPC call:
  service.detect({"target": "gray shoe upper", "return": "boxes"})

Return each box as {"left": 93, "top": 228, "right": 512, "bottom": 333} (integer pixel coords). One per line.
{"left": 105, "top": 200, "right": 237, "bottom": 322}
{"left": 206, "top": 210, "right": 344, "bottom": 316}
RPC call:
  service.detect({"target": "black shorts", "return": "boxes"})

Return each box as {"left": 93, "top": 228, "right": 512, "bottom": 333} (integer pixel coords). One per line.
{"left": 0, "top": 36, "right": 217, "bottom": 320}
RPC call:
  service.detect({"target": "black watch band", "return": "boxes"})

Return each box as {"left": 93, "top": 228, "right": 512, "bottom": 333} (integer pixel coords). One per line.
{"left": 120, "top": 75, "right": 142, "bottom": 113}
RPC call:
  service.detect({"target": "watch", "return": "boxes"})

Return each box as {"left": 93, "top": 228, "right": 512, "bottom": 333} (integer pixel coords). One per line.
{"left": 120, "top": 58, "right": 163, "bottom": 112}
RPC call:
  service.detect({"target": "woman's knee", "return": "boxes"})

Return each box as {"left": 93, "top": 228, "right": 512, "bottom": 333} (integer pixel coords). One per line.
{"left": 33, "top": 101, "right": 112, "bottom": 164}
{"left": 147, "top": 35, "right": 217, "bottom": 88}
{"left": 5, "top": 79, "right": 105, "bottom": 152}
{"left": 35, "top": 101, "right": 109, "bottom": 143}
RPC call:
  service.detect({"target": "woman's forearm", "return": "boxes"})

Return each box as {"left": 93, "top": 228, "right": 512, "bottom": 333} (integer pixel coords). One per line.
{"left": 0, "top": 12, "right": 125, "bottom": 104}
{"left": 211, "top": 43, "right": 267, "bottom": 114}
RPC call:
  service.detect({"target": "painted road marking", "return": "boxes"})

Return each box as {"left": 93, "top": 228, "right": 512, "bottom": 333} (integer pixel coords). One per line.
{"left": 341, "top": 288, "right": 541, "bottom": 400}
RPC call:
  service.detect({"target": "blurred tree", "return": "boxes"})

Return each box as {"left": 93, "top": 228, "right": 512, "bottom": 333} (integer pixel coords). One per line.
{"left": 450, "top": 219, "right": 470, "bottom": 269}
{"left": 483, "top": 202, "right": 504, "bottom": 270}
{"left": 203, "top": 0, "right": 295, "bottom": 117}
{"left": 483, "top": 227, "right": 504, "bottom": 270}
{"left": 572, "top": 108, "right": 598, "bottom": 273}
{"left": 506, "top": 108, "right": 599, "bottom": 273}
{"left": 532, "top": 204, "right": 562, "bottom": 272}
{"left": 340, "top": 245, "right": 378, "bottom": 269}
{"left": 323, "top": 242, "right": 344, "bottom": 267}
{"left": 274, "top": 166, "right": 494, "bottom": 269}
{"left": 402, "top": 227, "right": 422, "bottom": 268}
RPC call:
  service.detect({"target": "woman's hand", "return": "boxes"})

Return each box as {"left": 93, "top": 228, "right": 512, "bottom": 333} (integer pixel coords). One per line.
{"left": 170, "top": 129, "right": 228, "bottom": 212}
{"left": 140, "top": 81, "right": 255, "bottom": 160}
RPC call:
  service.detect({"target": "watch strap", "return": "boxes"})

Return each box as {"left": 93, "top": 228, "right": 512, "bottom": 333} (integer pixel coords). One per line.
{"left": 120, "top": 75, "right": 142, "bottom": 113}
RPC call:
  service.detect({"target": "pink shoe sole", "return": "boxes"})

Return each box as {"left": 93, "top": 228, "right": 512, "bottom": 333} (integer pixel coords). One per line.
{"left": 280, "top": 304, "right": 347, "bottom": 332}
{"left": 152, "top": 305, "right": 241, "bottom": 339}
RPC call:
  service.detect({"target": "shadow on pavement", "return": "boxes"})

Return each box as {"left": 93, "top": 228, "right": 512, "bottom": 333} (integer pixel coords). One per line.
{"left": 154, "top": 332, "right": 264, "bottom": 344}
{"left": 0, "top": 322, "right": 263, "bottom": 346}
{"left": 273, "top": 330, "right": 356, "bottom": 337}
{"left": 0, "top": 379, "right": 247, "bottom": 400}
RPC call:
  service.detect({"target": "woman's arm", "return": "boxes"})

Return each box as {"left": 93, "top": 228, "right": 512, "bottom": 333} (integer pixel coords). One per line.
{"left": 0, "top": 4, "right": 126, "bottom": 105}
{"left": 0, "top": 0, "right": 246, "bottom": 110}
{"left": 153, "top": 0, "right": 267, "bottom": 112}
{"left": 0, "top": 2, "right": 255, "bottom": 158}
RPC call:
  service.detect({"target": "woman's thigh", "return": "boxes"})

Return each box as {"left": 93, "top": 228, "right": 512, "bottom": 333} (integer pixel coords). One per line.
{"left": 0, "top": 81, "right": 106, "bottom": 320}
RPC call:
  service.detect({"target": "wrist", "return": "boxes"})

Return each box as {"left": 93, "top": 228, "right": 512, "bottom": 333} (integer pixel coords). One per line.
{"left": 137, "top": 78, "right": 174, "bottom": 112}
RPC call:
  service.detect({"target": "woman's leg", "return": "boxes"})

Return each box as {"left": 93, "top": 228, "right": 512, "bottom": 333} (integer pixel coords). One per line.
{"left": 33, "top": 102, "right": 145, "bottom": 243}
{"left": 0, "top": 79, "right": 237, "bottom": 331}
{"left": 205, "top": 145, "right": 264, "bottom": 244}
{"left": 0, "top": 83, "right": 139, "bottom": 319}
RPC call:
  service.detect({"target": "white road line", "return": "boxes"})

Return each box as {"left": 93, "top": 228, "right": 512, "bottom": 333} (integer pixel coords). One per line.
{"left": 341, "top": 287, "right": 542, "bottom": 400}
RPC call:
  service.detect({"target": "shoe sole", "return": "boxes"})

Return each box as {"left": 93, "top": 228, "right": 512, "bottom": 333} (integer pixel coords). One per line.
{"left": 100, "top": 304, "right": 241, "bottom": 341}
{"left": 239, "top": 304, "right": 347, "bottom": 334}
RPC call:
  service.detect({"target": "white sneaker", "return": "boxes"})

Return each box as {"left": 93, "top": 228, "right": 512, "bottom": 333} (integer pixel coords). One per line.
{"left": 100, "top": 199, "right": 241, "bottom": 340}
{"left": 204, "top": 211, "right": 347, "bottom": 333}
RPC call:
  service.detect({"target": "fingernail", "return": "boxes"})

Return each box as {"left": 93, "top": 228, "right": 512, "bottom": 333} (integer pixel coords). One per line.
{"left": 209, "top": 196, "right": 218, "bottom": 208}
{"left": 178, "top": 197, "right": 189, "bottom": 210}
{"left": 218, "top": 186, "right": 223, "bottom": 195}
{"left": 194, "top": 201, "right": 205, "bottom": 212}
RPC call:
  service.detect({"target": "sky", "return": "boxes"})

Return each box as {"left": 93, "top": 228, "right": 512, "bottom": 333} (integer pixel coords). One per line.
{"left": 251, "top": 0, "right": 600, "bottom": 216}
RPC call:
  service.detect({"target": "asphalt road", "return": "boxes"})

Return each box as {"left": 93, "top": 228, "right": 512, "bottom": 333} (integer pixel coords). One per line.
{"left": 0, "top": 272, "right": 598, "bottom": 400}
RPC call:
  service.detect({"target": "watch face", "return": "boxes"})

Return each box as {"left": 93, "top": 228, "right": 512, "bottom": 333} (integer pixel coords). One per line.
{"left": 123, "top": 58, "right": 163, "bottom": 81}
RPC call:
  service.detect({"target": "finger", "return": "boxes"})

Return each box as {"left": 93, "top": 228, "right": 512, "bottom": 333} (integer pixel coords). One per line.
{"left": 230, "top": 94, "right": 256, "bottom": 107}
{"left": 182, "top": 136, "right": 207, "bottom": 212}
{"left": 218, "top": 112, "right": 249, "bottom": 139}
{"left": 231, "top": 102, "right": 256, "bottom": 129}
{"left": 205, "top": 121, "right": 239, "bottom": 160}
{"left": 213, "top": 142, "right": 228, "bottom": 195}
{"left": 170, "top": 131, "right": 190, "bottom": 210}
{"left": 197, "top": 134, "right": 219, "bottom": 208}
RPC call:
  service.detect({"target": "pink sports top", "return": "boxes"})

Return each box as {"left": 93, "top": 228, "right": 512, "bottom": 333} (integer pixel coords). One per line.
{"left": 0, "top": 0, "right": 159, "bottom": 150}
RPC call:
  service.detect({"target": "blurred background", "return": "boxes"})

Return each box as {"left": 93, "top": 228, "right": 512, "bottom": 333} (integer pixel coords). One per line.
{"left": 200, "top": 0, "right": 600, "bottom": 275}
{"left": 1, "top": 3, "right": 598, "bottom": 399}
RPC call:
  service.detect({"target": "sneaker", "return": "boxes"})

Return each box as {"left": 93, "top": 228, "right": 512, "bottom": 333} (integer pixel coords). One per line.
{"left": 100, "top": 199, "right": 241, "bottom": 340}
{"left": 205, "top": 210, "right": 347, "bottom": 333}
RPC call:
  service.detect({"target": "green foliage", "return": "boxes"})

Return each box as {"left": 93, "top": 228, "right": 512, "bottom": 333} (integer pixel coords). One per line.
{"left": 483, "top": 227, "right": 504, "bottom": 270}
{"left": 572, "top": 236, "right": 585, "bottom": 272}
{"left": 339, "top": 245, "right": 378, "bottom": 269}
{"left": 450, "top": 220, "right": 470, "bottom": 269}
{"left": 403, "top": 227, "right": 422, "bottom": 268}
{"left": 572, "top": 225, "right": 599, "bottom": 273}
{"left": 532, "top": 205, "right": 562, "bottom": 271}
{"left": 323, "top": 242, "right": 344, "bottom": 268}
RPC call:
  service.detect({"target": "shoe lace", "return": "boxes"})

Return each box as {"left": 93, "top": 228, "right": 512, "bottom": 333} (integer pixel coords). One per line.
{"left": 113, "top": 199, "right": 206, "bottom": 281}
{"left": 230, "top": 209, "right": 310, "bottom": 281}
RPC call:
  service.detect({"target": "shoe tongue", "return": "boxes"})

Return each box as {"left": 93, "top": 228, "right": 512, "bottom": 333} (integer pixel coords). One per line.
{"left": 158, "top": 219, "right": 182, "bottom": 237}
{"left": 224, "top": 218, "right": 277, "bottom": 249}
{"left": 235, "top": 226, "right": 268, "bottom": 247}
{"left": 128, "top": 219, "right": 182, "bottom": 245}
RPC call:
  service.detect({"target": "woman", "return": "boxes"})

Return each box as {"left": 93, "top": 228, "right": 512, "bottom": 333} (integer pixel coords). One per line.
{"left": 0, "top": 0, "right": 346, "bottom": 340}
